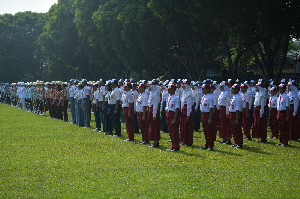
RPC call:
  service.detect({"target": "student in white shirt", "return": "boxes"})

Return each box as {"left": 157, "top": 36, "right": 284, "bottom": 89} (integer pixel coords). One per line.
{"left": 92, "top": 83, "right": 101, "bottom": 131}
{"left": 287, "top": 81, "right": 300, "bottom": 141}
{"left": 166, "top": 84, "right": 180, "bottom": 152}
{"left": 268, "top": 86, "right": 279, "bottom": 138}
{"left": 200, "top": 84, "right": 215, "bottom": 151}
{"left": 108, "top": 79, "right": 121, "bottom": 136}
{"left": 132, "top": 83, "right": 140, "bottom": 134}
{"left": 136, "top": 83, "right": 149, "bottom": 144}
{"left": 122, "top": 82, "right": 134, "bottom": 141}
{"left": 240, "top": 84, "right": 251, "bottom": 140}
{"left": 229, "top": 84, "right": 243, "bottom": 148}
{"left": 277, "top": 84, "right": 290, "bottom": 146}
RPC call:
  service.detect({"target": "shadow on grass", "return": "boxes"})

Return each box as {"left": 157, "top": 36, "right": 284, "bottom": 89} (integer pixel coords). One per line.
{"left": 212, "top": 149, "right": 243, "bottom": 157}
{"left": 242, "top": 146, "right": 275, "bottom": 155}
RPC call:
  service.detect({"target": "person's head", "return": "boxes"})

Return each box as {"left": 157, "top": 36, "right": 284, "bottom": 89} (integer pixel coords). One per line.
{"left": 124, "top": 82, "right": 132, "bottom": 92}
{"left": 93, "top": 84, "right": 98, "bottom": 91}
{"left": 132, "top": 83, "right": 137, "bottom": 91}
{"left": 138, "top": 83, "right": 146, "bottom": 93}
{"left": 231, "top": 84, "right": 240, "bottom": 95}
{"left": 111, "top": 79, "right": 118, "bottom": 88}
{"left": 201, "top": 84, "right": 210, "bottom": 94}
{"left": 269, "top": 87, "right": 277, "bottom": 96}
{"left": 255, "top": 82, "right": 263, "bottom": 92}
{"left": 82, "top": 79, "right": 87, "bottom": 86}
{"left": 278, "top": 84, "right": 286, "bottom": 94}
{"left": 99, "top": 79, "right": 105, "bottom": 87}
{"left": 210, "top": 85, "right": 216, "bottom": 93}
{"left": 118, "top": 80, "right": 124, "bottom": 87}
{"left": 61, "top": 84, "right": 66, "bottom": 89}
{"left": 240, "top": 84, "right": 248, "bottom": 93}
{"left": 167, "top": 84, "right": 177, "bottom": 95}
{"left": 69, "top": 79, "right": 74, "bottom": 86}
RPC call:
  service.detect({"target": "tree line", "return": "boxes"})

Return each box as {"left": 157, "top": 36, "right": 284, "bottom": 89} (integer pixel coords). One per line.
{"left": 0, "top": 0, "right": 299, "bottom": 83}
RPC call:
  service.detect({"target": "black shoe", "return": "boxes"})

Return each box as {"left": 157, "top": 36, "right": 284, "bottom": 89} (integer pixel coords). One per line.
{"left": 171, "top": 148, "right": 179, "bottom": 152}
{"left": 244, "top": 137, "right": 252, "bottom": 140}
{"left": 200, "top": 147, "right": 208, "bottom": 150}
{"left": 124, "top": 139, "right": 133, "bottom": 142}
{"left": 218, "top": 140, "right": 227, "bottom": 144}
{"left": 112, "top": 134, "right": 121, "bottom": 137}
{"left": 105, "top": 132, "right": 113, "bottom": 135}
{"left": 231, "top": 144, "right": 237, "bottom": 148}
{"left": 149, "top": 141, "right": 159, "bottom": 148}
{"left": 235, "top": 145, "right": 243, "bottom": 149}
{"left": 257, "top": 139, "right": 267, "bottom": 143}
{"left": 168, "top": 140, "right": 172, "bottom": 142}
{"left": 206, "top": 148, "right": 213, "bottom": 151}
{"left": 225, "top": 140, "right": 232, "bottom": 145}
{"left": 166, "top": 148, "right": 174, "bottom": 151}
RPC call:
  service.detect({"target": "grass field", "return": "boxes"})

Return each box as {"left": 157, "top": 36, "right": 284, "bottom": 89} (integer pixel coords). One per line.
{"left": 0, "top": 103, "right": 299, "bottom": 198}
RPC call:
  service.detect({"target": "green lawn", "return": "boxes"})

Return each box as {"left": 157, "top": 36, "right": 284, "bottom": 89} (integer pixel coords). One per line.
{"left": 0, "top": 103, "right": 299, "bottom": 198}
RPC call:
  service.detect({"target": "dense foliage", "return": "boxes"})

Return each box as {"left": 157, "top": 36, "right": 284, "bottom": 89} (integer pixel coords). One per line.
{"left": 0, "top": 0, "right": 299, "bottom": 82}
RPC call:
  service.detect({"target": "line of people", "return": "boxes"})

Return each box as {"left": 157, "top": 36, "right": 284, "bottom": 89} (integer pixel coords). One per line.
{"left": 1, "top": 78, "right": 299, "bottom": 152}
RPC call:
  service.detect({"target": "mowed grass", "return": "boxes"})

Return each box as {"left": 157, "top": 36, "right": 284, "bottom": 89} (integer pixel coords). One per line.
{"left": 0, "top": 103, "right": 299, "bottom": 198}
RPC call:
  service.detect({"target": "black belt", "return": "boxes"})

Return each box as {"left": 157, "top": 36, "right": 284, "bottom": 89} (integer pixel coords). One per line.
{"left": 278, "top": 110, "right": 286, "bottom": 113}
{"left": 167, "top": 110, "right": 174, "bottom": 113}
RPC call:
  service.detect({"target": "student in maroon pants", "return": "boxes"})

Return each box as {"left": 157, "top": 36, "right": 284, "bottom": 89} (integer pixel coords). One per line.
{"left": 166, "top": 84, "right": 180, "bottom": 152}
{"left": 277, "top": 84, "right": 290, "bottom": 146}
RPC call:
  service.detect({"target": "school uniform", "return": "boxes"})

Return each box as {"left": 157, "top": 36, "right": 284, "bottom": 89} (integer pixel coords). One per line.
{"left": 229, "top": 92, "right": 243, "bottom": 147}
{"left": 252, "top": 85, "right": 267, "bottom": 141}
{"left": 268, "top": 95, "right": 279, "bottom": 138}
{"left": 288, "top": 86, "right": 300, "bottom": 140}
{"left": 103, "top": 90, "right": 111, "bottom": 133}
{"left": 82, "top": 85, "right": 91, "bottom": 127}
{"left": 148, "top": 84, "right": 161, "bottom": 146}
{"left": 180, "top": 84, "right": 194, "bottom": 146}
{"left": 122, "top": 89, "right": 134, "bottom": 141}
{"left": 217, "top": 85, "right": 230, "bottom": 139}
{"left": 75, "top": 88, "right": 84, "bottom": 126}
{"left": 93, "top": 88, "right": 101, "bottom": 130}
{"left": 241, "top": 91, "right": 251, "bottom": 139}
{"left": 277, "top": 91, "right": 290, "bottom": 145}
{"left": 200, "top": 92, "right": 215, "bottom": 149}
{"left": 69, "top": 84, "right": 77, "bottom": 124}
{"left": 166, "top": 93, "right": 180, "bottom": 151}
{"left": 132, "top": 89, "right": 140, "bottom": 134}
{"left": 108, "top": 87, "right": 121, "bottom": 136}
{"left": 136, "top": 91, "right": 149, "bottom": 143}
{"left": 160, "top": 87, "right": 169, "bottom": 132}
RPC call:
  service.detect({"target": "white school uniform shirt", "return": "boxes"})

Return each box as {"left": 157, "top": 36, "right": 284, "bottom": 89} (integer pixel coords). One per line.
{"left": 254, "top": 91, "right": 265, "bottom": 117}
{"left": 218, "top": 90, "right": 230, "bottom": 114}
{"left": 108, "top": 87, "right": 121, "bottom": 105}
{"left": 92, "top": 89, "right": 101, "bottom": 104}
{"left": 99, "top": 86, "right": 105, "bottom": 102}
{"left": 192, "top": 89, "right": 201, "bottom": 110}
{"left": 76, "top": 89, "right": 83, "bottom": 100}
{"left": 166, "top": 94, "right": 180, "bottom": 112}
{"left": 200, "top": 94, "right": 214, "bottom": 113}
{"left": 148, "top": 89, "right": 160, "bottom": 117}
{"left": 241, "top": 92, "right": 251, "bottom": 109}
{"left": 162, "top": 88, "right": 169, "bottom": 103}
{"left": 105, "top": 91, "right": 110, "bottom": 102}
{"left": 277, "top": 93, "right": 290, "bottom": 111}
{"left": 288, "top": 92, "right": 299, "bottom": 116}
{"left": 69, "top": 85, "right": 77, "bottom": 98}
{"left": 229, "top": 94, "right": 243, "bottom": 112}
{"left": 210, "top": 92, "right": 218, "bottom": 107}
{"left": 268, "top": 95, "right": 278, "bottom": 109}
{"left": 122, "top": 90, "right": 133, "bottom": 108}
{"left": 136, "top": 92, "right": 148, "bottom": 113}
{"left": 181, "top": 90, "right": 193, "bottom": 116}
{"left": 82, "top": 85, "right": 90, "bottom": 99}
{"left": 132, "top": 90, "right": 139, "bottom": 111}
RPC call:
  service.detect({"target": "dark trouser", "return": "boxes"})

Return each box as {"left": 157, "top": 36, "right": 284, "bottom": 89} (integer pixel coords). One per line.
{"left": 76, "top": 99, "right": 84, "bottom": 126}
{"left": 134, "top": 112, "right": 139, "bottom": 133}
{"left": 123, "top": 107, "right": 134, "bottom": 141}
{"left": 148, "top": 106, "right": 161, "bottom": 141}
{"left": 120, "top": 106, "right": 125, "bottom": 123}
{"left": 167, "top": 111, "right": 180, "bottom": 150}
{"left": 69, "top": 97, "right": 76, "bottom": 123}
{"left": 138, "top": 112, "right": 149, "bottom": 142}
{"left": 180, "top": 105, "right": 194, "bottom": 145}
{"left": 242, "top": 109, "right": 251, "bottom": 138}
{"left": 202, "top": 113, "right": 215, "bottom": 148}
{"left": 230, "top": 112, "right": 243, "bottom": 146}
{"left": 193, "top": 106, "right": 200, "bottom": 131}
{"left": 62, "top": 101, "right": 68, "bottom": 121}
{"left": 289, "top": 105, "right": 300, "bottom": 140}
{"left": 99, "top": 101, "right": 103, "bottom": 129}
{"left": 103, "top": 102, "right": 109, "bottom": 132}
{"left": 82, "top": 98, "right": 90, "bottom": 127}
{"left": 109, "top": 104, "right": 121, "bottom": 135}
{"left": 278, "top": 112, "right": 289, "bottom": 145}
{"left": 160, "top": 101, "right": 168, "bottom": 132}
{"left": 93, "top": 103, "right": 101, "bottom": 129}
{"left": 57, "top": 105, "right": 63, "bottom": 120}
{"left": 252, "top": 106, "right": 267, "bottom": 139}
{"left": 269, "top": 108, "right": 279, "bottom": 138}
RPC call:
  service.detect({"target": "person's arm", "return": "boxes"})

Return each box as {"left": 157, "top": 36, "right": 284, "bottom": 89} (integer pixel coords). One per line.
{"left": 142, "top": 106, "right": 147, "bottom": 120}
{"left": 114, "top": 90, "right": 120, "bottom": 114}
{"left": 152, "top": 93, "right": 159, "bottom": 121}
{"left": 293, "top": 95, "right": 299, "bottom": 117}
{"left": 186, "top": 96, "right": 193, "bottom": 122}
{"left": 260, "top": 96, "right": 264, "bottom": 118}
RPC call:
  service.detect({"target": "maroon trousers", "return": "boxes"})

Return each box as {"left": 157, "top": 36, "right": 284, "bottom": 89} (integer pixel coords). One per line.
{"left": 230, "top": 112, "right": 243, "bottom": 146}
{"left": 138, "top": 112, "right": 149, "bottom": 142}
{"left": 242, "top": 109, "right": 251, "bottom": 138}
{"left": 123, "top": 107, "right": 134, "bottom": 141}
{"left": 202, "top": 113, "right": 215, "bottom": 148}
{"left": 148, "top": 106, "right": 161, "bottom": 141}
{"left": 278, "top": 112, "right": 289, "bottom": 145}
{"left": 166, "top": 111, "right": 180, "bottom": 150}
{"left": 219, "top": 106, "right": 230, "bottom": 138}
{"left": 212, "top": 110, "right": 218, "bottom": 140}
{"left": 269, "top": 108, "right": 279, "bottom": 138}
{"left": 252, "top": 106, "right": 267, "bottom": 139}
{"left": 180, "top": 105, "right": 194, "bottom": 145}
{"left": 289, "top": 105, "right": 300, "bottom": 140}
